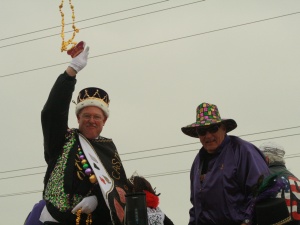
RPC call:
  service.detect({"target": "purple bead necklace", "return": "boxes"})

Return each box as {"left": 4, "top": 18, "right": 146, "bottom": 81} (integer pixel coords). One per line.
{"left": 78, "top": 145, "right": 97, "bottom": 184}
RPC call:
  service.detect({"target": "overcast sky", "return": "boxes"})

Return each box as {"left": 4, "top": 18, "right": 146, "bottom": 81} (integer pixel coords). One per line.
{"left": 1, "top": 0, "right": 300, "bottom": 224}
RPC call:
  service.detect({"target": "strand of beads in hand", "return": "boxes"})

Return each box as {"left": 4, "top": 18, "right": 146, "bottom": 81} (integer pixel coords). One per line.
{"left": 59, "top": 0, "right": 79, "bottom": 53}
{"left": 76, "top": 209, "right": 92, "bottom": 225}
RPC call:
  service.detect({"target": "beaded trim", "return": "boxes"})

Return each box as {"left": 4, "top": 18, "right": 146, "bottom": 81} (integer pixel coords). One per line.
{"left": 91, "top": 136, "right": 113, "bottom": 143}
{"left": 77, "top": 144, "right": 97, "bottom": 184}
{"left": 272, "top": 216, "right": 292, "bottom": 225}
{"left": 44, "top": 129, "right": 84, "bottom": 212}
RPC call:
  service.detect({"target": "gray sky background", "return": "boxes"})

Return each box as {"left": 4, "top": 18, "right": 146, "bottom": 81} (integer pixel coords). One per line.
{"left": 1, "top": 0, "right": 300, "bottom": 224}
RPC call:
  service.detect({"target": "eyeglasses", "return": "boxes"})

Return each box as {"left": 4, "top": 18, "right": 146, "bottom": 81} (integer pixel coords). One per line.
{"left": 196, "top": 124, "right": 221, "bottom": 136}
{"left": 81, "top": 114, "right": 103, "bottom": 121}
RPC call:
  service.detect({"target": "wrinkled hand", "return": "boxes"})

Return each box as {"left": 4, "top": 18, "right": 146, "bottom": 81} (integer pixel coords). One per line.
{"left": 69, "top": 42, "right": 89, "bottom": 73}
{"left": 71, "top": 195, "right": 98, "bottom": 214}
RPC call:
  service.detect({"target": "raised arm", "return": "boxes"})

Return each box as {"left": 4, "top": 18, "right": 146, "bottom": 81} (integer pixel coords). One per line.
{"left": 41, "top": 43, "right": 89, "bottom": 163}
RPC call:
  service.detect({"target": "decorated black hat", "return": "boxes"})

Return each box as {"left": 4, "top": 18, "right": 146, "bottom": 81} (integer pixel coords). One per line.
{"left": 75, "top": 87, "right": 110, "bottom": 117}
{"left": 255, "top": 198, "right": 291, "bottom": 225}
{"left": 181, "top": 102, "right": 237, "bottom": 138}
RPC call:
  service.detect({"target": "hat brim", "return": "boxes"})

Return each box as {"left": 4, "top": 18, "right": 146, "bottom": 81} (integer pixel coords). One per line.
{"left": 76, "top": 99, "right": 110, "bottom": 118}
{"left": 181, "top": 119, "right": 237, "bottom": 138}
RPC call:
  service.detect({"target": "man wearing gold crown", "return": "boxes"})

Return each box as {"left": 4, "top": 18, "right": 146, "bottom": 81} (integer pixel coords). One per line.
{"left": 181, "top": 103, "right": 270, "bottom": 225}
{"left": 29, "top": 42, "right": 128, "bottom": 225}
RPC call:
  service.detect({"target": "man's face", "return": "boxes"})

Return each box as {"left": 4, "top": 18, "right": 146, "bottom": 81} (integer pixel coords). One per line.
{"left": 198, "top": 124, "right": 226, "bottom": 153}
{"left": 77, "top": 106, "right": 107, "bottom": 139}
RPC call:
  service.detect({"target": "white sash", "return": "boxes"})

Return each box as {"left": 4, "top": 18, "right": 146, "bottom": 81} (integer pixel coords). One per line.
{"left": 78, "top": 133, "right": 114, "bottom": 208}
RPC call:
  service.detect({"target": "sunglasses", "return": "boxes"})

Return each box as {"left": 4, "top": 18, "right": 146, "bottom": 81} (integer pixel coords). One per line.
{"left": 196, "top": 124, "right": 221, "bottom": 136}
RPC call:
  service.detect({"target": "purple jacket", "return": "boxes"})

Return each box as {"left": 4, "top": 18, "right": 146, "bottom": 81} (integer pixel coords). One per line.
{"left": 189, "top": 135, "right": 270, "bottom": 225}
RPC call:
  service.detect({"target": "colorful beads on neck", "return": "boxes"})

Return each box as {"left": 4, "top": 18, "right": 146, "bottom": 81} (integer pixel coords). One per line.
{"left": 78, "top": 146, "right": 97, "bottom": 184}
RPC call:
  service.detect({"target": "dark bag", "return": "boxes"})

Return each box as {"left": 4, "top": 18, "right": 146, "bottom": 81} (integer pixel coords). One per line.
{"left": 255, "top": 198, "right": 292, "bottom": 225}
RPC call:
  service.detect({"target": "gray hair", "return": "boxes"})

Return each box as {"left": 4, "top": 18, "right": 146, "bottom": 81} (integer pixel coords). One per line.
{"left": 259, "top": 141, "right": 286, "bottom": 165}
{"left": 263, "top": 152, "right": 286, "bottom": 165}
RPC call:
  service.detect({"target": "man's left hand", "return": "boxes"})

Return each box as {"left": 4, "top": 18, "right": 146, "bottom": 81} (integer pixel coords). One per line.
{"left": 71, "top": 195, "right": 98, "bottom": 214}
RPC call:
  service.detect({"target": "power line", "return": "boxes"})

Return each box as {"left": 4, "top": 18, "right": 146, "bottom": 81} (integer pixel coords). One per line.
{"left": 123, "top": 133, "right": 300, "bottom": 162}
{"left": 248, "top": 133, "right": 300, "bottom": 143}
{"left": 123, "top": 125, "right": 300, "bottom": 155}
{"left": 2, "top": 157, "right": 300, "bottom": 198}
{"left": 285, "top": 155, "right": 300, "bottom": 159}
{"left": 284, "top": 153, "right": 300, "bottom": 157}
{"left": 146, "top": 169, "right": 190, "bottom": 178}
{"left": 0, "top": 0, "right": 169, "bottom": 41}
{"left": 0, "top": 172, "right": 44, "bottom": 181}
{"left": 123, "top": 149, "right": 197, "bottom": 162}
{"left": 3, "top": 150, "right": 198, "bottom": 180}
{"left": 0, "top": 169, "right": 189, "bottom": 198}
{"left": 2, "top": 133, "right": 300, "bottom": 181}
{"left": 239, "top": 126, "right": 300, "bottom": 137}
{"left": 0, "top": 149, "right": 198, "bottom": 180}
{"left": 0, "top": 190, "right": 42, "bottom": 198}
{"left": 0, "top": 1, "right": 205, "bottom": 49}
{"left": 1, "top": 126, "right": 300, "bottom": 174}
{"left": 1, "top": 10, "right": 299, "bottom": 79}
{"left": 0, "top": 165, "right": 46, "bottom": 174}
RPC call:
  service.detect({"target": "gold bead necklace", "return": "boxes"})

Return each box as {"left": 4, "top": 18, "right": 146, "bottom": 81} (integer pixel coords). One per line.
{"left": 59, "top": 0, "right": 79, "bottom": 52}
{"left": 76, "top": 209, "right": 93, "bottom": 225}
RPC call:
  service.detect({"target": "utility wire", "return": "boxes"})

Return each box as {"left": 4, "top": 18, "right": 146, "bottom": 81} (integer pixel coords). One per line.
{"left": 123, "top": 125, "right": 300, "bottom": 155}
{"left": 124, "top": 133, "right": 300, "bottom": 161}
{"left": 123, "top": 149, "right": 197, "bottom": 162}
{"left": 2, "top": 158, "right": 300, "bottom": 198}
{"left": 0, "top": 0, "right": 169, "bottom": 41}
{"left": 0, "top": 1, "right": 205, "bottom": 49}
{"left": 248, "top": 133, "right": 300, "bottom": 143}
{"left": 2, "top": 133, "right": 300, "bottom": 181}
{"left": 0, "top": 169, "right": 190, "bottom": 197}
{"left": 0, "top": 149, "right": 198, "bottom": 180}
{"left": 0, "top": 190, "right": 42, "bottom": 198}
{"left": 0, "top": 165, "right": 46, "bottom": 174}
{"left": 239, "top": 126, "right": 300, "bottom": 137}
{"left": 1, "top": 11, "right": 299, "bottom": 79}
{"left": 0, "top": 172, "right": 44, "bottom": 181}
{"left": 1, "top": 126, "right": 300, "bottom": 174}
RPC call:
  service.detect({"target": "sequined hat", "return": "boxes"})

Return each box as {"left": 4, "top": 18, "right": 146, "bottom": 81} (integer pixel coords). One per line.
{"left": 75, "top": 87, "right": 110, "bottom": 117}
{"left": 259, "top": 142, "right": 285, "bottom": 158}
{"left": 181, "top": 102, "right": 237, "bottom": 138}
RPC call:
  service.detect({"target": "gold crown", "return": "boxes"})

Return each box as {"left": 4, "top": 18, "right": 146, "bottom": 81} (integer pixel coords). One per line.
{"left": 77, "top": 89, "right": 109, "bottom": 105}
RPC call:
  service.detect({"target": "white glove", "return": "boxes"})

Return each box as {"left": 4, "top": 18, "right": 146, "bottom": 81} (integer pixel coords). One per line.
{"left": 69, "top": 43, "right": 90, "bottom": 73}
{"left": 71, "top": 195, "right": 98, "bottom": 214}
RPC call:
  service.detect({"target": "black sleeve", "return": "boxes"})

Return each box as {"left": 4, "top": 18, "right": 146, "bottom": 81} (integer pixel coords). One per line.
{"left": 164, "top": 214, "right": 175, "bottom": 225}
{"left": 41, "top": 72, "right": 77, "bottom": 163}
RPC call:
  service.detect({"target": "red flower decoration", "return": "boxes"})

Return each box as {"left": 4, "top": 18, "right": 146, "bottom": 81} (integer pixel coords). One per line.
{"left": 144, "top": 190, "right": 159, "bottom": 208}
